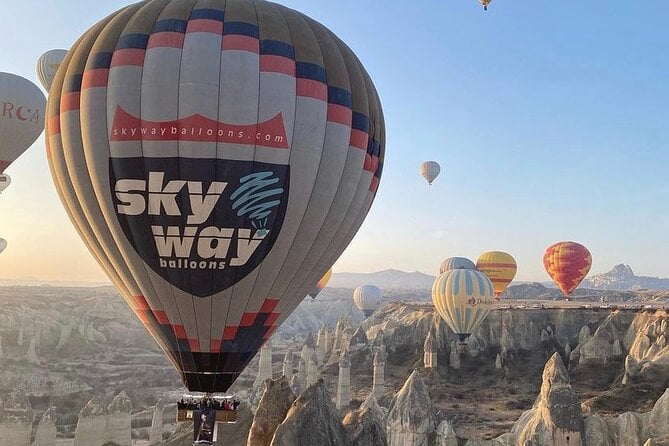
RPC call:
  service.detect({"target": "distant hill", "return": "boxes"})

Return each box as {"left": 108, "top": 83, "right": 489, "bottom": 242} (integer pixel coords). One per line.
{"left": 581, "top": 264, "right": 669, "bottom": 291}
{"left": 329, "top": 269, "right": 435, "bottom": 290}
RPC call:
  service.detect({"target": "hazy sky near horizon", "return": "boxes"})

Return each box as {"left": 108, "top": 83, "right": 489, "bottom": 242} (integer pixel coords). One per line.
{"left": 0, "top": 0, "right": 667, "bottom": 283}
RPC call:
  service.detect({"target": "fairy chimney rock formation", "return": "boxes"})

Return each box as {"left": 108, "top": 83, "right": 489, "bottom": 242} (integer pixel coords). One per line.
{"left": 423, "top": 331, "right": 437, "bottom": 369}
{"left": 271, "top": 380, "right": 348, "bottom": 446}
{"left": 373, "top": 349, "right": 386, "bottom": 400}
{"left": 282, "top": 350, "right": 294, "bottom": 381}
{"left": 516, "top": 353, "right": 584, "bottom": 446}
{"left": 385, "top": 370, "right": 436, "bottom": 446}
{"left": 336, "top": 349, "right": 351, "bottom": 410}
{"left": 74, "top": 396, "right": 107, "bottom": 446}
{"left": 149, "top": 399, "right": 165, "bottom": 445}
{"left": 247, "top": 376, "right": 295, "bottom": 446}
{"left": 256, "top": 343, "right": 273, "bottom": 385}
{"left": 106, "top": 390, "right": 132, "bottom": 446}
{"left": 306, "top": 352, "right": 319, "bottom": 387}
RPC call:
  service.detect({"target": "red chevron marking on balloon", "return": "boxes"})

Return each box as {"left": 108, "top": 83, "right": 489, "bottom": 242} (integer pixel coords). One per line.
{"left": 110, "top": 106, "right": 289, "bottom": 149}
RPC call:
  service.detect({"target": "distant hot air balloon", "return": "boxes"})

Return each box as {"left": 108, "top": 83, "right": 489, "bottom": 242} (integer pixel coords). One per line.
{"left": 544, "top": 242, "right": 592, "bottom": 297}
{"left": 0, "top": 73, "right": 45, "bottom": 178}
{"left": 36, "top": 49, "right": 68, "bottom": 91}
{"left": 420, "top": 161, "right": 440, "bottom": 185}
{"left": 0, "top": 238, "right": 6, "bottom": 255}
{"left": 46, "top": 0, "right": 384, "bottom": 394}
{"left": 476, "top": 251, "right": 517, "bottom": 299}
{"left": 480, "top": 0, "right": 492, "bottom": 10}
{"left": 354, "top": 285, "right": 384, "bottom": 318}
{"left": 439, "top": 257, "right": 476, "bottom": 274}
{"left": 308, "top": 268, "right": 333, "bottom": 299}
{"left": 0, "top": 174, "right": 10, "bottom": 193}
{"left": 432, "top": 269, "right": 494, "bottom": 342}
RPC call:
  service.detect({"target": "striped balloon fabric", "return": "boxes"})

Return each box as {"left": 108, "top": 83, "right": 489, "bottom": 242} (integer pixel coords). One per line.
{"left": 46, "top": 0, "right": 384, "bottom": 393}
{"left": 476, "top": 251, "right": 517, "bottom": 298}
{"left": 439, "top": 256, "right": 476, "bottom": 274}
{"left": 432, "top": 269, "right": 494, "bottom": 342}
{"left": 36, "top": 49, "right": 68, "bottom": 91}
{"left": 543, "top": 242, "right": 592, "bottom": 296}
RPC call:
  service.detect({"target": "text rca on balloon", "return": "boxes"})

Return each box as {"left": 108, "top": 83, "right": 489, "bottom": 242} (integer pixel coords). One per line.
{"left": 2, "top": 102, "right": 41, "bottom": 123}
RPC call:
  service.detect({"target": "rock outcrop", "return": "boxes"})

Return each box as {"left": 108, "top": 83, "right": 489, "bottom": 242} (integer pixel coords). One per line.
{"left": 342, "top": 401, "right": 388, "bottom": 446}
{"left": 336, "top": 349, "right": 351, "bottom": 410}
{"left": 74, "top": 396, "right": 107, "bottom": 446}
{"left": 436, "top": 420, "right": 458, "bottom": 446}
{"left": 513, "top": 353, "right": 583, "bottom": 445}
{"left": 33, "top": 406, "right": 57, "bottom": 446}
{"left": 424, "top": 331, "right": 437, "bottom": 369}
{"left": 0, "top": 390, "right": 33, "bottom": 446}
{"left": 271, "top": 380, "right": 348, "bottom": 446}
{"left": 149, "top": 399, "right": 165, "bottom": 445}
{"left": 256, "top": 343, "right": 273, "bottom": 385}
{"left": 106, "top": 390, "right": 132, "bottom": 446}
{"left": 282, "top": 350, "right": 294, "bottom": 381}
{"left": 373, "top": 349, "right": 386, "bottom": 400}
{"left": 385, "top": 370, "right": 436, "bottom": 446}
{"left": 247, "top": 377, "right": 295, "bottom": 446}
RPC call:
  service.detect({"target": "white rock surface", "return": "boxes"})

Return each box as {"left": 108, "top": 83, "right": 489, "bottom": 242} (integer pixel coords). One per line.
{"left": 385, "top": 370, "right": 436, "bottom": 446}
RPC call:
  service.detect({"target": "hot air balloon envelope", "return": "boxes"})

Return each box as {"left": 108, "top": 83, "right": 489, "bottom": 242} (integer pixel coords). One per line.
{"left": 0, "top": 72, "right": 45, "bottom": 174}
{"left": 37, "top": 49, "right": 68, "bottom": 91}
{"left": 544, "top": 242, "right": 591, "bottom": 296}
{"left": 0, "top": 238, "right": 6, "bottom": 255}
{"left": 354, "top": 285, "right": 384, "bottom": 318}
{"left": 308, "top": 268, "right": 333, "bottom": 299}
{"left": 476, "top": 251, "right": 517, "bottom": 298}
{"left": 47, "top": 0, "right": 385, "bottom": 393}
{"left": 440, "top": 257, "right": 476, "bottom": 274}
{"left": 432, "top": 269, "right": 494, "bottom": 342}
{"left": 420, "top": 161, "right": 440, "bottom": 185}
{"left": 0, "top": 174, "right": 10, "bottom": 193}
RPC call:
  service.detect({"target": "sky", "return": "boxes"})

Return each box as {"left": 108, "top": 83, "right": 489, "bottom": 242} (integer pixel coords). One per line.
{"left": 0, "top": 0, "right": 667, "bottom": 283}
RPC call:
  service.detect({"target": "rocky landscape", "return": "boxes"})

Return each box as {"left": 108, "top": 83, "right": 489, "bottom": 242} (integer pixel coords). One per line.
{"left": 0, "top": 276, "right": 667, "bottom": 445}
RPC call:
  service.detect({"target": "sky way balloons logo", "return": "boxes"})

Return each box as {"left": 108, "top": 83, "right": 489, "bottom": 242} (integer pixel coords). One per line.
{"left": 109, "top": 114, "right": 289, "bottom": 297}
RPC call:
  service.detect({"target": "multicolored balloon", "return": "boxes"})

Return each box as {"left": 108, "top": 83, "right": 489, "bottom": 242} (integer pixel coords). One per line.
{"left": 476, "top": 251, "right": 517, "bottom": 299}
{"left": 0, "top": 238, "right": 6, "bottom": 255}
{"left": 420, "top": 161, "right": 440, "bottom": 185}
{"left": 354, "top": 285, "right": 384, "bottom": 318}
{"left": 36, "top": 49, "right": 68, "bottom": 91}
{"left": 0, "top": 72, "right": 45, "bottom": 176}
{"left": 439, "top": 256, "right": 476, "bottom": 274}
{"left": 46, "top": 0, "right": 384, "bottom": 393}
{"left": 432, "top": 269, "right": 494, "bottom": 342}
{"left": 544, "top": 242, "right": 592, "bottom": 296}
{"left": 308, "top": 268, "right": 333, "bottom": 299}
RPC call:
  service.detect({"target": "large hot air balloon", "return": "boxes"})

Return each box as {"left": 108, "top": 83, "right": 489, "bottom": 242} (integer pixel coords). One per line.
{"left": 353, "top": 285, "right": 384, "bottom": 318}
{"left": 420, "top": 161, "right": 440, "bottom": 185}
{"left": 0, "top": 238, "right": 6, "bottom": 255}
{"left": 0, "top": 73, "right": 45, "bottom": 178}
{"left": 37, "top": 49, "right": 68, "bottom": 91}
{"left": 0, "top": 174, "right": 10, "bottom": 193}
{"left": 439, "top": 256, "right": 476, "bottom": 274}
{"left": 544, "top": 242, "right": 592, "bottom": 297}
{"left": 432, "top": 269, "right": 494, "bottom": 342}
{"left": 308, "top": 268, "right": 332, "bottom": 299}
{"left": 476, "top": 251, "right": 517, "bottom": 299}
{"left": 47, "top": 0, "right": 384, "bottom": 394}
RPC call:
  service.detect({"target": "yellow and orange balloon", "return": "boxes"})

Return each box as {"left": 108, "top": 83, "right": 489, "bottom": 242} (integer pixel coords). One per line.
{"left": 308, "top": 268, "right": 333, "bottom": 300}
{"left": 544, "top": 242, "right": 592, "bottom": 296}
{"left": 476, "top": 251, "right": 517, "bottom": 299}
